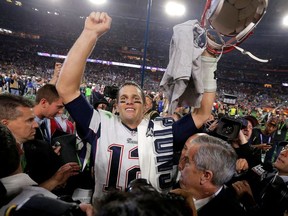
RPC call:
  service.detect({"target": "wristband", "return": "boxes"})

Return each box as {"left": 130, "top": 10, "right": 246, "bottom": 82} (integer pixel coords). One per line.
{"left": 201, "top": 56, "right": 217, "bottom": 92}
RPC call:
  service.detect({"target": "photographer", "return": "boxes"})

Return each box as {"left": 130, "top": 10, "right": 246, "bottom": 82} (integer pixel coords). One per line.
{"left": 204, "top": 113, "right": 263, "bottom": 167}
{"left": 231, "top": 115, "right": 263, "bottom": 168}
{"left": 232, "top": 143, "right": 288, "bottom": 216}
{"left": 249, "top": 117, "right": 279, "bottom": 165}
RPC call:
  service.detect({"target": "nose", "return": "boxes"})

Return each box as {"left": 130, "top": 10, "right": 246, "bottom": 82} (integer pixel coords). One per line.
{"left": 33, "top": 120, "right": 39, "bottom": 128}
{"left": 125, "top": 98, "right": 134, "bottom": 104}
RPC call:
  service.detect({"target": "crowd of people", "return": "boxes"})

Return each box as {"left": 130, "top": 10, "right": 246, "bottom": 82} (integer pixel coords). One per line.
{"left": 0, "top": 4, "right": 288, "bottom": 216}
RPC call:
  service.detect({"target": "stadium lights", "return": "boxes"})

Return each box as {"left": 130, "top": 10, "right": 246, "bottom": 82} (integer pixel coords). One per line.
{"left": 89, "top": 0, "right": 107, "bottom": 5}
{"left": 283, "top": 15, "right": 288, "bottom": 27}
{"left": 165, "top": 1, "right": 186, "bottom": 17}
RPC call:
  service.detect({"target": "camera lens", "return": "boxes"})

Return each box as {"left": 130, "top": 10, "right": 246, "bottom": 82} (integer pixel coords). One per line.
{"left": 222, "top": 124, "right": 234, "bottom": 135}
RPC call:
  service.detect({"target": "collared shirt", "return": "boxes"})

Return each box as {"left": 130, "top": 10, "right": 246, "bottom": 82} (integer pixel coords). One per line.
{"left": 278, "top": 173, "right": 288, "bottom": 183}
{"left": 194, "top": 186, "right": 223, "bottom": 210}
{"left": 35, "top": 116, "right": 50, "bottom": 142}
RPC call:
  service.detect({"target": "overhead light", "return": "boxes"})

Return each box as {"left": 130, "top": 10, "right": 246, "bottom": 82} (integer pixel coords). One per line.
{"left": 283, "top": 15, "right": 288, "bottom": 27}
{"left": 165, "top": 1, "right": 186, "bottom": 17}
{"left": 89, "top": 0, "right": 107, "bottom": 5}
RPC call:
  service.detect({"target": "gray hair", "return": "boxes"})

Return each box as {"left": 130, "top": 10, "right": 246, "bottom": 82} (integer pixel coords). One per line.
{"left": 190, "top": 134, "right": 237, "bottom": 186}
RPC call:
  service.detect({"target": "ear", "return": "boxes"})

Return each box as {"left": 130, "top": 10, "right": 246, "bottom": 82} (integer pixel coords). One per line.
{"left": 39, "top": 98, "right": 48, "bottom": 107}
{"left": 1, "top": 119, "right": 9, "bottom": 126}
{"left": 115, "top": 100, "right": 119, "bottom": 112}
{"left": 200, "top": 170, "right": 213, "bottom": 185}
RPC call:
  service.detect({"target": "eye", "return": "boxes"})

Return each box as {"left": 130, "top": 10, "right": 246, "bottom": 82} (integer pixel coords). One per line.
{"left": 183, "top": 156, "right": 189, "bottom": 164}
{"left": 119, "top": 97, "right": 126, "bottom": 103}
{"left": 134, "top": 97, "right": 142, "bottom": 103}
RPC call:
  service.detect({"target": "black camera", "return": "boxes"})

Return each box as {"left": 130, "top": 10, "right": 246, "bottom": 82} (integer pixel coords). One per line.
{"left": 126, "top": 178, "right": 185, "bottom": 202}
{"left": 103, "top": 85, "right": 119, "bottom": 99}
{"left": 126, "top": 178, "right": 156, "bottom": 193}
{"left": 8, "top": 194, "right": 85, "bottom": 216}
{"left": 215, "top": 116, "right": 248, "bottom": 140}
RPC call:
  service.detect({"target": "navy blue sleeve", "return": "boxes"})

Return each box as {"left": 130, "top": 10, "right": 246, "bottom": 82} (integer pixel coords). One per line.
{"left": 172, "top": 113, "right": 201, "bottom": 152}
{"left": 64, "top": 94, "right": 94, "bottom": 140}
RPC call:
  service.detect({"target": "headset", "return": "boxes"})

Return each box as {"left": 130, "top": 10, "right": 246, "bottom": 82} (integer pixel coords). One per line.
{"left": 201, "top": 0, "right": 269, "bottom": 61}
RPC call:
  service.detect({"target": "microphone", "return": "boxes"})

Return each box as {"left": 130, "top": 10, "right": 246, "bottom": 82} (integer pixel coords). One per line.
{"left": 251, "top": 164, "right": 268, "bottom": 181}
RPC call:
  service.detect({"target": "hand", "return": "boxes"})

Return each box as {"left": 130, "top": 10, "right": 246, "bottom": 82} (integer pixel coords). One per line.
{"left": 170, "top": 188, "right": 197, "bottom": 216}
{"left": 207, "top": 120, "right": 218, "bottom": 131}
{"left": 51, "top": 162, "right": 80, "bottom": 186}
{"left": 235, "top": 158, "right": 249, "bottom": 174}
{"left": 52, "top": 145, "right": 61, "bottom": 156}
{"left": 238, "top": 129, "right": 248, "bottom": 144}
{"left": 54, "top": 62, "right": 62, "bottom": 77}
{"left": 79, "top": 203, "right": 95, "bottom": 216}
{"left": 232, "top": 180, "right": 254, "bottom": 199}
{"left": 84, "top": 12, "right": 112, "bottom": 38}
{"left": 202, "top": 49, "right": 216, "bottom": 58}
{"left": 252, "top": 143, "right": 272, "bottom": 151}
{"left": 40, "top": 162, "right": 80, "bottom": 191}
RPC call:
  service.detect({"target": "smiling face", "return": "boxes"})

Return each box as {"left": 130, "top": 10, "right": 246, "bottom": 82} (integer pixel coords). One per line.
{"left": 116, "top": 85, "right": 145, "bottom": 128}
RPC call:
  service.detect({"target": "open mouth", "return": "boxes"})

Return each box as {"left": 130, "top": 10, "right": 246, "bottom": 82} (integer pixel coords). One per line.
{"left": 125, "top": 108, "right": 135, "bottom": 112}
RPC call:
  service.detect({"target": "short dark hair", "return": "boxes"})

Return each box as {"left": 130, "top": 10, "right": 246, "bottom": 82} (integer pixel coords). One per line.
{"left": 117, "top": 81, "right": 146, "bottom": 105}
{"left": 0, "top": 94, "right": 34, "bottom": 121}
{"left": 0, "top": 124, "right": 19, "bottom": 178}
{"left": 96, "top": 190, "right": 192, "bottom": 216}
{"left": 35, "top": 84, "right": 60, "bottom": 104}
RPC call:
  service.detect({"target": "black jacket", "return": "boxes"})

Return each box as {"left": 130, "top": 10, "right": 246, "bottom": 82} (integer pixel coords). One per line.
{"left": 197, "top": 186, "right": 247, "bottom": 216}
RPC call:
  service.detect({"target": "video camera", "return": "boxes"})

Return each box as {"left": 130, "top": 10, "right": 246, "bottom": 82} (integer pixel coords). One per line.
{"left": 5, "top": 194, "right": 85, "bottom": 216}
{"left": 215, "top": 115, "right": 248, "bottom": 141}
{"left": 103, "top": 85, "right": 119, "bottom": 100}
{"left": 126, "top": 178, "right": 185, "bottom": 201}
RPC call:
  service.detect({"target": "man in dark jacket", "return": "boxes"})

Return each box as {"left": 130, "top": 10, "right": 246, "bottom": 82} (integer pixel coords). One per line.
{"left": 177, "top": 133, "right": 247, "bottom": 216}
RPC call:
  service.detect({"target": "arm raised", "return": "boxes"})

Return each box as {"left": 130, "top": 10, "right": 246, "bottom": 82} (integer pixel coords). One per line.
{"left": 56, "top": 12, "right": 112, "bottom": 104}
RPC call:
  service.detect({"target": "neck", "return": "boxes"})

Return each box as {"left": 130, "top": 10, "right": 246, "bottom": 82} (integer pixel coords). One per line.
{"left": 196, "top": 185, "right": 221, "bottom": 200}
{"left": 278, "top": 171, "right": 288, "bottom": 176}
{"left": 122, "top": 121, "right": 138, "bottom": 130}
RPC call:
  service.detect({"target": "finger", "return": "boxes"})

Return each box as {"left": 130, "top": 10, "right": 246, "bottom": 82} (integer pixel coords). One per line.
{"left": 66, "top": 162, "right": 79, "bottom": 166}
{"left": 93, "top": 12, "right": 101, "bottom": 23}
{"left": 99, "top": 12, "right": 107, "bottom": 22}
